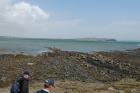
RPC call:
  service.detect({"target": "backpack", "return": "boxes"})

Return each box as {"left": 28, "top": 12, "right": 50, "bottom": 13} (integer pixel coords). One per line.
{"left": 10, "top": 80, "right": 20, "bottom": 93}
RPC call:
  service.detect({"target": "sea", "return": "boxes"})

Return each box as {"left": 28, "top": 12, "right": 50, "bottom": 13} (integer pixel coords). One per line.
{"left": 0, "top": 37, "right": 140, "bottom": 55}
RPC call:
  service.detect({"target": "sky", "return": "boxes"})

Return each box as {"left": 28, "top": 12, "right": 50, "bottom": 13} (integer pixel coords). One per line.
{"left": 0, "top": 0, "right": 140, "bottom": 41}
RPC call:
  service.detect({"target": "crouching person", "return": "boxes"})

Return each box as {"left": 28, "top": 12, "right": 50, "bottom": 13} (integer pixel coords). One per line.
{"left": 36, "top": 79, "right": 55, "bottom": 93}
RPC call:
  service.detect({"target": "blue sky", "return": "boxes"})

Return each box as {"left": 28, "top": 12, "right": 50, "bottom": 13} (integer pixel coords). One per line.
{"left": 29, "top": 0, "right": 140, "bottom": 18}
{"left": 26, "top": 0, "right": 140, "bottom": 22}
{"left": 0, "top": 0, "right": 140, "bottom": 41}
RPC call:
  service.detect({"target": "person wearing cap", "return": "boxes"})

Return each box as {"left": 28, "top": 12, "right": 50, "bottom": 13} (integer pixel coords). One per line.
{"left": 18, "top": 71, "right": 31, "bottom": 93}
{"left": 36, "top": 79, "right": 55, "bottom": 93}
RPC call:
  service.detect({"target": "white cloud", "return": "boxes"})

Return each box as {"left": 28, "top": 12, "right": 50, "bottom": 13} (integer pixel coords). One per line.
{"left": 1, "top": 1, "right": 139, "bottom": 40}
{"left": 0, "top": 0, "right": 81, "bottom": 38}
{"left": 0, "top": 0, "right": 51, "bottom": 37}
{"left": 0, "top": 0, "right": 9, "bottom": 8}
{"left": 0, "top": 0, "right": 9, "bottom": 15}
{"left": 4, "top": 1, "right": 49, "bottom": 23}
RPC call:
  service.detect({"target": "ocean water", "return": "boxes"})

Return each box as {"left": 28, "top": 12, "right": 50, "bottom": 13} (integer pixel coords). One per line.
{"left": 0, "top": 37, "right": 140, "bottom": 54}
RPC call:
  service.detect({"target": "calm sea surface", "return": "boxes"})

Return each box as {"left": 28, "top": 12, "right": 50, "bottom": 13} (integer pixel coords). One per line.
{"left": 0, "top": 37, "right": 140, "bottom": 54}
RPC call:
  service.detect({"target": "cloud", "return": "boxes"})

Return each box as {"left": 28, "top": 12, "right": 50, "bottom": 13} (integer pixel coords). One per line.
{"left": 0, "top": 0, "right": 10, "bottom": 14}
{"left": 0, "top": 0, "right": 50, "bottom": 37}
{"left": 1, "top": 1, "right": 139, "bottom": 40}
{"left": 0, "top": 0, "right": 81, "bottom": 38}
{"left": 0, "top": 0, "right": 9, "bottom": 8}
{"left": 3, "top": 1, "right": 49, "bottom": 24}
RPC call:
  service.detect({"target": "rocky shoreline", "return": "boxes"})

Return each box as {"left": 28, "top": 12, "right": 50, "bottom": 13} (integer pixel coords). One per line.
{"left": 0, "top": 48, "right": 140, "bottom": 87}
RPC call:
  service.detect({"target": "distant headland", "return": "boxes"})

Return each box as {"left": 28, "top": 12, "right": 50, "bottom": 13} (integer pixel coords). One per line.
{"left": 0, "top": 36, "right": 117, "bottom": 42}
{"left": 73, "top": 38, "right": 117, "bottom": 42}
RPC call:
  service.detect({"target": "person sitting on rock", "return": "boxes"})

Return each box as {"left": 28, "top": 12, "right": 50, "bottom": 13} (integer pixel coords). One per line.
{"left": 36, "top": 79, "right": 55, "bottom": 93}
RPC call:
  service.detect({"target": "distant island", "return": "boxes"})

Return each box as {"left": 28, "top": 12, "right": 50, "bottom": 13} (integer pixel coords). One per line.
{"left": 74, "top": 38, "right": 117, "bottom": 42}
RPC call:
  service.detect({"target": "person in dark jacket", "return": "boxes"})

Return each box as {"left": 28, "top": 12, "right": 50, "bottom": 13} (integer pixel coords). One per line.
{"left": 18, "top": 71, "right": 31, "bottom": 93}
{"left": 36, "top": 79, "right": 55, "bottom": 93}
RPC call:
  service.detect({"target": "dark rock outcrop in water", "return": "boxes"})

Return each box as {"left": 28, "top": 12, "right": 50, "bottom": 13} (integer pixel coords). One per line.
{"left": 0, "top": 48, "right": 140, "bottom": 87}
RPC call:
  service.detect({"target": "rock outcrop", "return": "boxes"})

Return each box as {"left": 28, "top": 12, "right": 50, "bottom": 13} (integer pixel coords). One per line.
{"left": 0, "top": 48, "right": 140, "bottom": 87}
